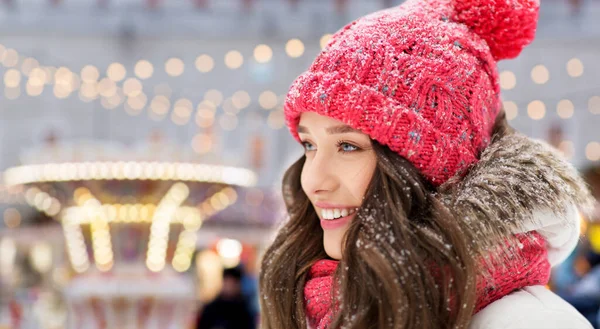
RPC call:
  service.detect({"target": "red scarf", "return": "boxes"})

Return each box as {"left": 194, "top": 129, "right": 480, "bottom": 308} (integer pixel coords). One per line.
{"left": 304, "top": 232, "right": 550, "bottom": 329}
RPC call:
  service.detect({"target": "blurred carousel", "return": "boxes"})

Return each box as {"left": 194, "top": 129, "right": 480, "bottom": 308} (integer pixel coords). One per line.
{"left": 2, "top": 133, "right": 268, "bottom": 329}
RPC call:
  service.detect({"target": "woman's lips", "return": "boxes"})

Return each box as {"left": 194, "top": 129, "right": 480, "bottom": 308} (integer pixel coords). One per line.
{"left": 320, "top": 213, "right": 355, "bottom": 230}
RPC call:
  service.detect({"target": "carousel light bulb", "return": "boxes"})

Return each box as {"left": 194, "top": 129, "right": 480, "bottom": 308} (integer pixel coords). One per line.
{"left": 47, "top": 200, "right": 61, "bottom": 217}
{"left": 172, "top": 254, "right": 192, "bottom": 272}
{"left": 147, "top": 259, "right": 165, "bottom": 272}
{"left": 96, "top": 260, "right": 113, "bottom": 272}
{"left": 72, "top": 262, "right": 90, "bottom": 274}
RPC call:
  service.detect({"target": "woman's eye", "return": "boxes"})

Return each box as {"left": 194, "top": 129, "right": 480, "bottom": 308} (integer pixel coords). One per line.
{"left": 302, "top": 141, "right": 316, "bottom": 152}
{"left": 339, "top": 142, "right": 358, "bottom": 153}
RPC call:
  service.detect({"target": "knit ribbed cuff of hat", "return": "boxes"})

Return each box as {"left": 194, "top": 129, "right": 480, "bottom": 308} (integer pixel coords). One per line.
{"left": 285, "top": 70, "right": 478, "bottom": 185}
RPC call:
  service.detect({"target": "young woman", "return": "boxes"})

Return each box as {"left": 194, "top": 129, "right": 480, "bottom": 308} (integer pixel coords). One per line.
{"left": 259, "top": 0, "right": 596, "bottom": 328}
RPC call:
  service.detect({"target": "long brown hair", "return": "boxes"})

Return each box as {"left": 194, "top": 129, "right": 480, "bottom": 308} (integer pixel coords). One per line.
{"left": 259, "top": 113, "right": 511, "bottom": 329}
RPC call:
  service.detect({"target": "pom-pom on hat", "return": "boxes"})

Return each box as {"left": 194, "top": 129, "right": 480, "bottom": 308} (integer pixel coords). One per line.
{"left": 284, "top": 0, "right": 539, "bottom": 186}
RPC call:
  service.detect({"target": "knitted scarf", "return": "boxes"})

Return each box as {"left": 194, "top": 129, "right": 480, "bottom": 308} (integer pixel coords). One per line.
{"left": 304, "top": 232, "right": 551, "bottom": 329}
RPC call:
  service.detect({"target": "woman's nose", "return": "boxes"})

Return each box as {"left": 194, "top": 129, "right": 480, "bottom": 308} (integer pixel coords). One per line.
{"left": 301, "top": 151, "right": 339, "bottom": 195}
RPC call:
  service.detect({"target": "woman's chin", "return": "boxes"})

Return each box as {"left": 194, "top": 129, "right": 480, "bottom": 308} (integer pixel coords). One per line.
{"left": 323, "top": 235, "right": 343, "bottom": 260}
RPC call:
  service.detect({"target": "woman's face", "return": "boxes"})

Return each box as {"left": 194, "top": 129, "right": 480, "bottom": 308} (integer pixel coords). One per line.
{"left": 298, "top": 112, "right": 377, "bottom": 260}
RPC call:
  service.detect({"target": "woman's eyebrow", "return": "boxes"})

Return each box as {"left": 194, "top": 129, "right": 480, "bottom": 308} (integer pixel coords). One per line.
{"left": 297, "top": 125, "right": 308, "bottom": 134}
{"left": 325, "top": 125, "right": 361, "bottom": 134}
{"left": 297, "top": 124, "right": 361, "bottom": 134}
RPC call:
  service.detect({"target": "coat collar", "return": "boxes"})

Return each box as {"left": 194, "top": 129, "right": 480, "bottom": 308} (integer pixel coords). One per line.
{"left": 438, "top": 131, "right": 595, "bottom": 266}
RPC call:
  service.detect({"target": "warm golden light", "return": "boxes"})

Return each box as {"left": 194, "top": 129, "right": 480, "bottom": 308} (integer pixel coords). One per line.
{"left": 21, "top": 57, "right": 39, "bottom": 76}
{"left": 127, "top": 92, "right": 148, "bottom": 111}
{"left": 81, "top": 65, "right": 100, "bottom": 83}
{"left": 2, "top": 48, "right": 19, "bottom": 67}
{"left": 150, "top": 95, "right": 171, "bottom": 115}
{"left": 123, "top": 78, "right": 143, "bottom": 97}
{"left": 232, "top": 90, "right": 251, "bottom": 110}
{"left": 586, "top": 142, "right": 600, "bottom": 161}
{"left": 195, "top": 109, "right": 215, "bottom": 128}
{"left": 30, "top": 242, "right": 53, "bottom": 273}
{"left": 174, "top": 98, "right": 193, "bottom": 116}
{"left": 97, "top": 78, "right": 117, "bottom": 98}
{"left": 134, "top": 60, "right": 154, "bottom": 79}
{"left": 217, "top": 238, "right": 242, "bottom": 268}
{"left": 204, "top": 89, "right": 223, "bottom": 106}
{"left": 165, "top": 57, "right": 185, "bottom": 77}
{"left": 4, "top": 69, "right": 21, "bottom": 88}
{"left": 224, "top": 51, "right": 244, "bottom": 69}
{"left": 80, "top": 82, "right": 99, "bottom": 100}
{"left": 254, "top": 44, "right": 273, "bottom": 63}
{"left": 320, "top": 34, "right": 333, "bottom": 50}
{"left": 286, "top": 39, "right": 305, "bottom": 58}
{"left": 556, "top": 99, "right": 574, "bottom": 119}
{"left": 567, "top": 58, "right": 584, "bottom": 77}
{"left": 259, "top": 90, "right": 278, "bottom": 110}
{"left": 531, "top": 65, "right": 549, "bottom": 84}
{"left": 26, "top": 82, "right": 44, "bottom": 97}
{"left": 527, "top": 100, "right": 546, "bottom": 120}
{"left": 146, "top": 183, "right": 190, "bottom": 272}
{"left": 195, "top": 54, "right": 215, "bottom": 73}
{"left": 3, "top": 208, "right": 21, "bottom": 229}
{"left": 107, "top": 62, "right": 127, "bottom": 82}
{"left": 5, "top": 162, "right": 257, "bottom": 187}
{"left": 28, "top": 68, "right": 48, "bottom": 86}
{"left": 589, "top": 96, "right": 600, "bottom": 115}
{"left": 53, "top": 84, "right": 72, "bottom": 99}
{"left": 499, "top": 71, "right": 516, "bottom": 90}
{"left": 172, "top": 98, "right": 193, "bottom": 125}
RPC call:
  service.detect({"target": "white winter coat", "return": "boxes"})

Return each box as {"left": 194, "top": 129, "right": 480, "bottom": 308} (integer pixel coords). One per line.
{"left": 469, "top": 205, "right": 593, "bottom": 329}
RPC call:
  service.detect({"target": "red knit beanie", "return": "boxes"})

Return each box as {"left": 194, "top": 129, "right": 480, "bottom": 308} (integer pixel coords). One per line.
{"left": 284, "top": 0, "right": 539, "bottom": 185}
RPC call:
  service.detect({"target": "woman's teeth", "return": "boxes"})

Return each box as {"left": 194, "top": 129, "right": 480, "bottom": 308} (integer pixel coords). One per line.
{"left": 321, "top": 208, "right": 356, "bottom": 220}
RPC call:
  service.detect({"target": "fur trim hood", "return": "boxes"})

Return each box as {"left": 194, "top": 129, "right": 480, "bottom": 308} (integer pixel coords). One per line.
{"left": 439, "top": 131, "right": 596, "bottom": 266}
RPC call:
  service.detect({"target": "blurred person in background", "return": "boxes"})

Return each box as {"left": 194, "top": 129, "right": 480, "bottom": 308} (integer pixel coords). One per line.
{"left": 196, "top": 266, "right": 256, "bottom": 329}
{"left": 258, "top": 0, "right": 595, "bottom": 328}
